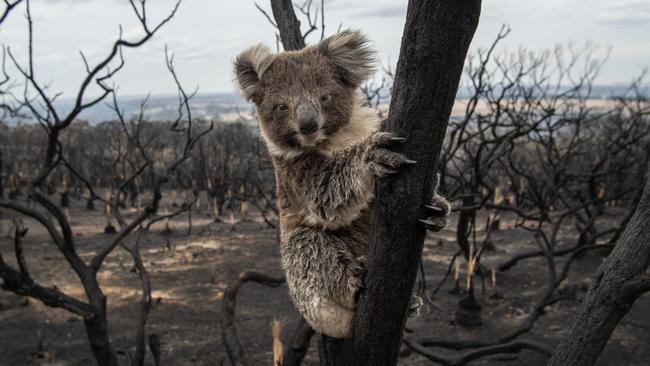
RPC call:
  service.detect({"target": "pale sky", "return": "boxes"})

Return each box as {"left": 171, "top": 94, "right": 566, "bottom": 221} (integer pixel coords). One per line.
{"left": 0, "top": 0, "right": 648, "bottom": 98}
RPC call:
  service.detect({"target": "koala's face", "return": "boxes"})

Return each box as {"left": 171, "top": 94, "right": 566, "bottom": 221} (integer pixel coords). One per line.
{"left": 234, "top": 30, "right": 375, "bottom": 153}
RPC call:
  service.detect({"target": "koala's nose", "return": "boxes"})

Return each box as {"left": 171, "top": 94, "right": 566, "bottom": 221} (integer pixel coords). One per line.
{"left": 297, "top": 103, "right": 319, "bottom": 135}
{"left": 299, "top": 119, "right": 318, "bottom": 134}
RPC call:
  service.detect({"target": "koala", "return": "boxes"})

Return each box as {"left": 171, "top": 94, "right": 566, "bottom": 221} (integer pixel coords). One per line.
{"left": 233, "top": 30, "right": 449, "bottom": 338}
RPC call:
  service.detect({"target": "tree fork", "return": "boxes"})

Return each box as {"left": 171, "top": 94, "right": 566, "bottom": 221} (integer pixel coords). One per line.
{"left": 549, "top": 163, "right": 650, "bottom": 365}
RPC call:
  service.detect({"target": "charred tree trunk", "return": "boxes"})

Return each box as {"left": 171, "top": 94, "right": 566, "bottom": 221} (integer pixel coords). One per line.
{"left": 270, "top": 0, "right": 305, "bottom": 51}
{"left": 548, "top": 166, "right": 650, "bottom": 366}
{"left": 84, "top": 314, "right": 119, "bottom": 366}
{"left": 320, "top": 1, "right": 481, "bottom": 364}
{"left": 456, "top": 195, "right": 477, "bottom": 259}
{"left": 282, "top": 318, "right": 316, "bottom": 366}
{"left": 0, "top": 150, "right": 4, "bottom": 199}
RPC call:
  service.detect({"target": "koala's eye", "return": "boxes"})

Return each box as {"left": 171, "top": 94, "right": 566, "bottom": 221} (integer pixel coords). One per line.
{"left": 276, "top": 104, "right": 288, "bottom": 112}
{"left": 320, "top": 94, "right": 331, "bottom": 103}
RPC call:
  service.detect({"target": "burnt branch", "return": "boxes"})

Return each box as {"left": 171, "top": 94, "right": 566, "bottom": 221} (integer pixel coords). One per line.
{"left": 220, "top": 271, "right": 315, "bottom": 366}
{"left": 550, "top": 166, "right": 650, "bottom": 365}
{"left": 0, "top": 222, "right": 94, "bottom": 318}
{"left": 12, "top": 219, "right": 28, "bottom": 276}
{"left": 122, "top": 233, "right": 152, "bottom": 366}
{"left": 221, "top": 271, "right": 285, "bottom": 366}
{"left": 282, "top": 318, "right": 316, "bottom": 366}
{"left": 6, "top": 0, "right": 180, "bottom": 187}
{"left": 0, "top": 0, "right": 23, "bottom": 25}
{"left": 269, "top": 0, "right": 306, "bottom": 51}
{"left": 0, "top": 2, "right": 189, "bottom": 365}
{"left": 404, "top": 337, "right": 552, "bottom": 366}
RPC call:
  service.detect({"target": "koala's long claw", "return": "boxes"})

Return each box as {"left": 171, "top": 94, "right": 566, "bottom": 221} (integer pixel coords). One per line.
{"left": 423, "top": 204, "right": 445, "bottom": 214}
{"left": 418, "top": 218, "right": 436, "bottom": 226}
{"left": 408, "top": 295, "right": 423, "bottom": 318}
{"left": 419, "top": 218, "right": 446, "bottom": 231}
{"left": 389, "top": 136, "right": 407, "bottom": 143}
{"left": 402, "top": 158, "right": 417, "bottom": 165}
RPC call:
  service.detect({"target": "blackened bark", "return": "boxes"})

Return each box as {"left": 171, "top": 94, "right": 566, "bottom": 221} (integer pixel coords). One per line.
{"left": 456, "top": 195, "right": 477, "bottom": 258}
{"left": 548, "top": 166, "right": 650, "bottom": 366}
{"left": 317, "top": 335, "right": 352, "bottom": 366}
{"left": 319, "top": 1, "right": 481, "bottom": 365}
{"left": 283, "top": 318, "right": 316, "bottom": 366}
{"left": 271, "top": 0, "right": 305, "bottom": 51}
{"left": 0, "top": 150, "right": 4, "bottom": 199}
{"left": 84, "top": 310, "right": 120, "bottom": 366}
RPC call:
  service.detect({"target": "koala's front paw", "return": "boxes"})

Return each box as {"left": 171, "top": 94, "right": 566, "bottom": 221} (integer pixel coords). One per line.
{"left": 408, "top": 294, "right": 424, "bottom": 318}
{"left": 420, "top": 194, "right": 451, "bottom": 232}
{"left": 364, "top": 132, "right": 415, "bottom": 177}
{"left": 348, "top": 255, "right": 366, "bottom": 302}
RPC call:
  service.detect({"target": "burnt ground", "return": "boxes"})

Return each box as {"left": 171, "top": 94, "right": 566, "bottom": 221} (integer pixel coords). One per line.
{"left": 0, "top": 193, "right": 648, "bottom": 366}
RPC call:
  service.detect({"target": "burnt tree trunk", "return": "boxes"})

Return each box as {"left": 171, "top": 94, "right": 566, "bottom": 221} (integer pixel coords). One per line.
{"left": 282, "top": 318, "right": 316, "bottom": 366}
{"left": 0, "top": 150, "right": 4, "bottom": 199}
{"left": 348, "top": 2, "right": 480, "bottom": 364}
{"left": 84, "top": 314, "right": 119, "bottom": 366}
{"left": 316, "top": 0, "right": 481, "bottom": 364}
{"left": 548, "top": 165, "right": 650, "bottom": 366}
{"left": 271, "top": 0, "right": 305, "bottom": 51}
{"left": 456, "top": 195, "right": 477, "bottom": 259}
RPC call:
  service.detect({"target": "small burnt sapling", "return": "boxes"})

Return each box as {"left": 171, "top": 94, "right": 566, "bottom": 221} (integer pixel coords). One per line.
{"left": 455, "top": 243, "right": 482, "bottom": 327}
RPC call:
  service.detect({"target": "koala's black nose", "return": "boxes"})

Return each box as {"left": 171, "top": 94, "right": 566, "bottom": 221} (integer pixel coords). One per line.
{"left": 297, "top": 102, "right": 319, "bottom": 135}
{"left": 299, "top": 119, "right": 318, "bottom": 134}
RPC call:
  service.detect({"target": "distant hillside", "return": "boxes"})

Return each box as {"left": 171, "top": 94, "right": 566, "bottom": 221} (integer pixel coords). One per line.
{"left": 5, "top": 84, "right": 640, "bottom": 124}
{"left": 48, "top": 92, "right": 254, "bottom": 124}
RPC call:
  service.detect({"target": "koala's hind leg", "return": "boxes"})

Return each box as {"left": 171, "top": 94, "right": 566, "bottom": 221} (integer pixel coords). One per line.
{"left": 280, "top": 227, "right": 365, "bottom": 338}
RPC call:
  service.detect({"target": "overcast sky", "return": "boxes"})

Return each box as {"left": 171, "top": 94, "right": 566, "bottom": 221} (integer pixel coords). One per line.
{"left": 0, "top": 0, "right": 648, "bottom": 98}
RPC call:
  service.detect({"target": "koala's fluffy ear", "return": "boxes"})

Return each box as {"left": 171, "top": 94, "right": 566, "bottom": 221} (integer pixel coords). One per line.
{"left": 233, "top": 44, "right": 274, "bottom": 104}
{"left": 318, "top": 30, "right": 376, "bottom": 88}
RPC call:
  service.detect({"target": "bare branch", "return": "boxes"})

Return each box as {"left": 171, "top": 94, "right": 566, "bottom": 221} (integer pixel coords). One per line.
{"left": 0, "top": 0, "right": 24, "bottom": 25}
{"left": 404, "top": 337, "right": 552, "bottom": 366}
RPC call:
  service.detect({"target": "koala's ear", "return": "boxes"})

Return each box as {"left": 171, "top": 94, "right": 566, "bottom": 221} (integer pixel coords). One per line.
{"left": 233, "top": 44, "right": 274, "bottom": 104}
{"left": 318, "top": 30, "right": 376, "bottom": 88}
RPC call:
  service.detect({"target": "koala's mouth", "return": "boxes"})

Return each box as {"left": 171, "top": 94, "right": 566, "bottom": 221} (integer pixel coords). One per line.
{"left": 297, "top": 128, "right": 324, "bottom": 147}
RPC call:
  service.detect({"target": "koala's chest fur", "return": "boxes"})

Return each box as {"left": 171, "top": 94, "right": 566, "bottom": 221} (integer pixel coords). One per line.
{"left": 276, "top": 164, "right": 374, "bottom": 258}
{"left": 271, "top": 100, "right": 380, "bottom": 256}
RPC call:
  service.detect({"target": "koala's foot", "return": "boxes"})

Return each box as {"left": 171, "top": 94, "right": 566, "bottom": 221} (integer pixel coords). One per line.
{"left": 420, "top": 197, "right": 451, "bottom": 232}
{"left": 364, "top": 132, "right": 415, "bottom": 177}
{"left": 408, "top": 294, "right": 423, "bottom": 318}
{"left": 349, "top": 255, "right": 367, "bottom": 302}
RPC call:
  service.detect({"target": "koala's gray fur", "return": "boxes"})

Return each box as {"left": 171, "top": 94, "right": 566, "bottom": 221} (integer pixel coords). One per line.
{"left": 233, "top": 30, "right": 449, "bottom": 338}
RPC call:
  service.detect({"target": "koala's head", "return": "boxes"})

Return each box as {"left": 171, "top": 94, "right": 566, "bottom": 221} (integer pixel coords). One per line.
{"left": 234, "top": 30, "right": 375, "bottom": 154}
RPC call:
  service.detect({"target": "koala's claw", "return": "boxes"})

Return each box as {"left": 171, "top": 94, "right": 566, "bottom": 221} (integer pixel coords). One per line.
{"left": 349, "top": 255, "right": 366, "bottom": 279}
{"left": 389, "top": 136, "right": 407, "bottom": 143}
{"left": 408, "top": 295, "right": 423, "bottom": 318}
{"left": 356, "top": 255, "right": 367, "bottom": 267}
{"left": 423, "top": 204, "right": 445, "bottom": 214}
{"left": 366, "top": 132, "right": 416, "bottom": 177}
{"left": 419, "top": 218, "right": 446, "bottom": 231}
{"left": 349, "top": 256, "right": 367, "bottom": 303}
{"left": 420, "top": 200, "right": 450, "bottom": 232}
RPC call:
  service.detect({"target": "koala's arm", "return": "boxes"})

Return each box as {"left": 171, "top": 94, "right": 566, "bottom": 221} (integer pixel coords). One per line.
{"left": 291, "top": 132, "right": 411, "bottom": 228}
